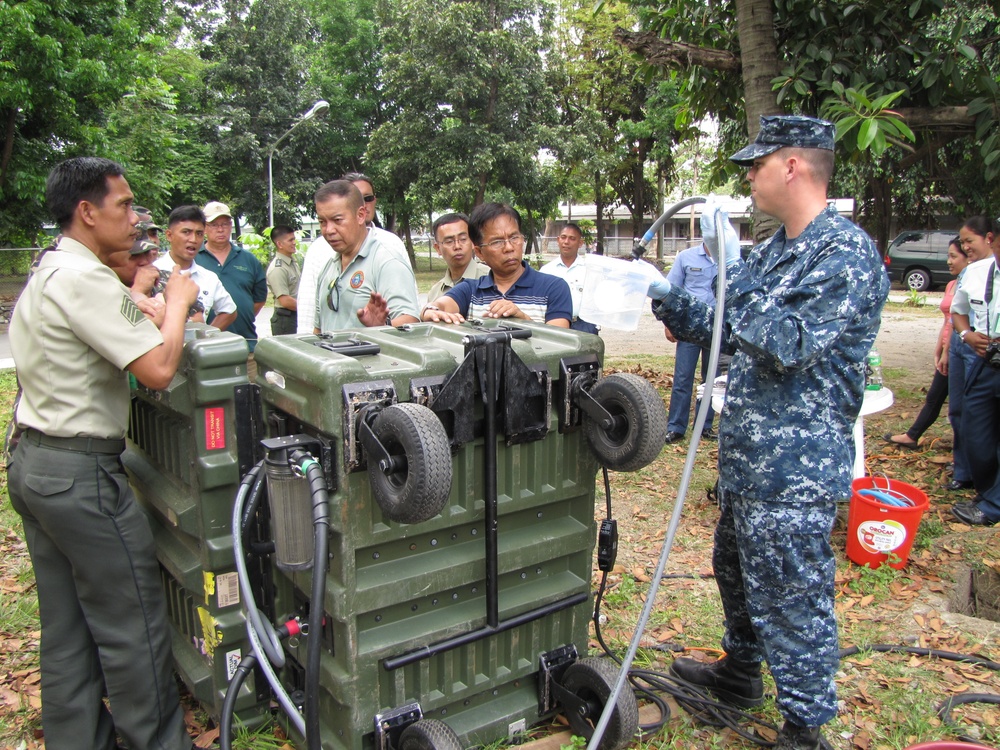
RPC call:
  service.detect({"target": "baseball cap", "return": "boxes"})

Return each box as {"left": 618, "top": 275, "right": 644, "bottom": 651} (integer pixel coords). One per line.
{"left": 203, "top": 201, "right": 232, "bottom": 223}
{"left": 729, "top": 115, "right": 836, "bottom": 166}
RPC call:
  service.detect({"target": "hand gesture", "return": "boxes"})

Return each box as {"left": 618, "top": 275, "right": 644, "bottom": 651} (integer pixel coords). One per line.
{"left": 423, "top": 307, "right": 466, "bottom": 324}
{"left": 484, "top": 299, "right": 525, "bottom": 319}
{"left": 358, "top": 292, "right": 391, "bottom": 327}
{"left": 163, "top": 265, "right": 199, "bottom": 310}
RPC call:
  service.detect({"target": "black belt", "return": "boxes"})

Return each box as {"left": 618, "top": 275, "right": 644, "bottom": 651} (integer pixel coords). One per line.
{"left": 22, "top": 428, "right": 125, "bottom": 455}
{"left": 273, "top": 307, "right": 296, "bottom": 317}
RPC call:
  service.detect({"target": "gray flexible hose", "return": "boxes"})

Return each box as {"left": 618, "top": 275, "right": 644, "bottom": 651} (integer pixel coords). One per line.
{"left": 231, "top": 464, "right": 307, "bottom": 736}
{"left": 587, "top": 202, "right": 730, "bottom": 750}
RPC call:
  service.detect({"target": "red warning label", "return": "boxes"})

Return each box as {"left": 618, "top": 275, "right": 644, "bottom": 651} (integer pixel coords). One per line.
{"left": 205, "top": 407, "right": 226, "bottom": 450}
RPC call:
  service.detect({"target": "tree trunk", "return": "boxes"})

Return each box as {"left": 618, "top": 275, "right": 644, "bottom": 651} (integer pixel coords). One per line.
{"left": 0, "top": 108, "right": 15, "bottom": 192}
{"left": 401, "top": 214, "right": 416, "bottom": 267}
{"left": 734, "top": 0, "right": 783, "bottom": 241}
{"left": 594, "top": 171, "right": 606, "bottom": 255}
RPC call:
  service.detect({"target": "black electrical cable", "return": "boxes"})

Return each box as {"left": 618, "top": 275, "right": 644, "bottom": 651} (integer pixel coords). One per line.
{"left": 840, "top": 644, "right": 1000, "bottom": 745}
{"left": 839, "top": 643, "right": 1000, "bottom": 670}
{"left": 938, "top": 693, "right": 1000, "bottom": 743}
{"left": 290, "top": 449, "right": 331, "bottom": 750}
{"left": 592, "top": 554, "right": 774, "bottom": 744}
{"left": 220, "top": 619, "right": 300, "bottom": 750}
{"left": 592, "top": 467, "right": 1000, "bottom": 748}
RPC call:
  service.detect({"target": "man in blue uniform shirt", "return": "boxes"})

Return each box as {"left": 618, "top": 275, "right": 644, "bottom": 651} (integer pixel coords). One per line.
{"left": 662, "top": 241, "right": 718, "bottom": 443}
{"left": 647, "top": 115, "right": 890, "bottom": 750}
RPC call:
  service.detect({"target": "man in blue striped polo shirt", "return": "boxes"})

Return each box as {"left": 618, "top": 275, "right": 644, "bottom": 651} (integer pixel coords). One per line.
{"left": 421, "top": 202, "right": 571, "bottom": 327}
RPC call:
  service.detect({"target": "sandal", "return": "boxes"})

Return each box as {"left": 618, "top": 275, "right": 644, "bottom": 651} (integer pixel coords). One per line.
{"left": 883, "top": 433, "right": 918, "bottom": 450}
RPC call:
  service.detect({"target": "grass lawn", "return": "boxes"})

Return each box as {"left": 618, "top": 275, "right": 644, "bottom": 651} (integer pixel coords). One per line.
{"left": 1, "top": 328, "right": 998, "bottom": 749}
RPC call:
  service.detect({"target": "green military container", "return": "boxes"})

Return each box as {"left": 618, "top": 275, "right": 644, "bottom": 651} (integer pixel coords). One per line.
{"left": 124, "top": 325, "right": 269, "bottom": 727}
{"left": 247, "top": 321, "right": 663, "bottom": 750}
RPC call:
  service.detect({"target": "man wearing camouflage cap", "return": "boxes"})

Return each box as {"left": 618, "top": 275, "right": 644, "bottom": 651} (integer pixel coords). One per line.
{"left": 647, "top": 115, "right": 890, "bottom": 750}
{"left": 131, "top": 205, "right": 161, "bottom": 248}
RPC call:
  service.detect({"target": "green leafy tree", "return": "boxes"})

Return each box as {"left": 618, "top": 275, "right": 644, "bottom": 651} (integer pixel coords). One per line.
{"left": 0, "top": 0, "right": 146, "bottom": 245}
{"left": 614, "top": 0, "right": 999, "bottom": 245}
{"left": 368, "top": 0, "right": 561, "bottom": 251}
{"left": 551, "top": 0, "right": 687, "bottom": 252}
{"left": 198, "top": 0, "right": 321, "bottom": 231}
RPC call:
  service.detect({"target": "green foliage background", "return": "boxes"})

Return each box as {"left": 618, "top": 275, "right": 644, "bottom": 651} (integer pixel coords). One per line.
{"left": 0, "top": 0, "right": 997, "bottom": 250}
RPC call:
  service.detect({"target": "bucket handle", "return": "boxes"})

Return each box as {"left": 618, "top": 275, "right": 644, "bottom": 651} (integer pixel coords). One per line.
{"left": 872, "top": 472, "right": 894, "bottom": 493}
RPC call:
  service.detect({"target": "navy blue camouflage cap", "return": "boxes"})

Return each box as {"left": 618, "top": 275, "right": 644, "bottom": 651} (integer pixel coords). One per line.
{"left": 729, "top": 115, "right": 835, "bottom": 166}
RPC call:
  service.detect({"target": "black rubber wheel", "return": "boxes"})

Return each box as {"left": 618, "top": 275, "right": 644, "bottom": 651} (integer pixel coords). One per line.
{"left": 583, "top": 373, "right": 668, "bottom": 472}
{"left": 904, "top": 267, "right": 931, "bottom": 292}
{"left": 369, "top": 402, "right": 453, "bottom": 524}
{"left": 560, "top": 657, "right": 639, "bottom": 750}
{"left": 399, "top": 719, "right": 463, "bottom": 750}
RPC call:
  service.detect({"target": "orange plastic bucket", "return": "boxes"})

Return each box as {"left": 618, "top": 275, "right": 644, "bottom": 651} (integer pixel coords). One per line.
{"left": 846, "top": 477, "right": 929, "bottom": 570}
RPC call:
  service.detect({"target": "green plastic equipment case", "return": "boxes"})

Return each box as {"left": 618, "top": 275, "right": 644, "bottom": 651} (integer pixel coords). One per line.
{"left": 124, "top": 326, "right": 268, "bottom": 726}
{"left": 245, "top": 321, "right": 665, "bottom": 750}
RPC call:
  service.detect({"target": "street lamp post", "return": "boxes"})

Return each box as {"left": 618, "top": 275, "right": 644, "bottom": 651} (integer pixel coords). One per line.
{"left": 267, "top": 99, "right": 330, "bottom": 228}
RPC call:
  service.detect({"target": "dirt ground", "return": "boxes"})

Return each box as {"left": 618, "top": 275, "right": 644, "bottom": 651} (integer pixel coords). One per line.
{"left": 601, "top": 293, "right": 943, "bottom": 374}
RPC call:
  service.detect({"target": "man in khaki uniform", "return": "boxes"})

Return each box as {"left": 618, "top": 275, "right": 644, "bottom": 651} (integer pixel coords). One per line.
{"left": 266, "top": 225, "right": 301, "bottom": 335}
{"left": 424, "top": 212, "right": 489, "bottom": 307}
{"left": 8, "top": 156, "right": 199, "bottom": 750}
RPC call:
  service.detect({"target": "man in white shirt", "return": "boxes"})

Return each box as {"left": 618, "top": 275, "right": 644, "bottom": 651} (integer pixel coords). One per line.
{"left": 155, "top": 205, "right": 238, "bottom": 329}
{"left": 539, "top": 222, "right": 598, "bottom": 334}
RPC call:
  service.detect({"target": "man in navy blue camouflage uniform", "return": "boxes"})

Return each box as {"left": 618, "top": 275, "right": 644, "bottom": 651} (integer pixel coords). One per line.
{"left": 647, "top": 115, "right": 890, "bottom": 750}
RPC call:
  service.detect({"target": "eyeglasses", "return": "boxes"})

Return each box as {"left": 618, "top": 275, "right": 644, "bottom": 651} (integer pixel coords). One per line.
{"left": 326, "top": 273, "right": 342, "bottom": 311}
{"left": 362, "top": 194, "right": 376, "bottom": 203}
{"left": 438, "top": 234, "right": 469, "bottom": 249}
{"left": 479, "top": 234, "right": 525, "bottom": 251}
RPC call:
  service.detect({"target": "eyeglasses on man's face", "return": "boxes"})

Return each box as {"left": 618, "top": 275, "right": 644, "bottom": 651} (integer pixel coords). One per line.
{"left": 479, "top": 233, "right": 525, "bottom": 251}
{"left": 438, "top": 234, "right": 470, "bottom": 250}
{"left": 362, "top": 194, "right": 376, "bottom": 203}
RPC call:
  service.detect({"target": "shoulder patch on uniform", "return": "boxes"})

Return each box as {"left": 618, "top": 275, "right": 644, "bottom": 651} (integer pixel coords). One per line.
{"left": 120, "top": 295, "right": 145, "bottom": 327}
{"left": 274, "top": 259, "right": 283, "bottom": 267}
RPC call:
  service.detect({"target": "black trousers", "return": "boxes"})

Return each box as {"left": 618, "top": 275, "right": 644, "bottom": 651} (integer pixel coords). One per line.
{"left": 270, "top": 307, "right": 297, "bottom": 336}
{"left": 905, "top": 368, "right": 949, "bottom": 440}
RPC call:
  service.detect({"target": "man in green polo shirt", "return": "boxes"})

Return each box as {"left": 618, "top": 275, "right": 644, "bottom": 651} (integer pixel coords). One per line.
{"left": 312, "top": 180, "right": 419, "bottom": 332}
{"left": 196, "top": 201, "right": 267, "bottom": 351}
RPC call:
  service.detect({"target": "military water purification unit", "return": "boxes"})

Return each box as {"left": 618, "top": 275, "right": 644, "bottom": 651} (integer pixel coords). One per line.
{"left": 128, "top": 320, "right": 667, "bottom": 750}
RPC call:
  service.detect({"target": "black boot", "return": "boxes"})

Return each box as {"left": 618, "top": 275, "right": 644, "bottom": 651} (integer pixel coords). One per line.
{"left": 668, "top": 655, "right": 764, "bottom": 708}
{"left": 774, "top": 721, "right": 832, "bottom": 750}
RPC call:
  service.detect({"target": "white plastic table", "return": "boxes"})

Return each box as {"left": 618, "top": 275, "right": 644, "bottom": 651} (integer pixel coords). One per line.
{"left": 708, "top": 378, "right": 894, "bottom": 478}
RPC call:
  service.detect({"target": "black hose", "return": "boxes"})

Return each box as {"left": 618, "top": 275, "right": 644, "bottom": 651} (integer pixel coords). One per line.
{"left": 938, "top": 692, "right": 1000, "bottom": 742}
{"left": 631, "top": 196, "right": 708, "bottom": 260}
{"left": 594, "top": 567, "right": 1000, "bottom": 748}
{"left": 219, "top": 653, "right": 258, "bottom": 750}
{"left": 290, "top": 450, "right": 331, "bottom": 750}
{"left": 839, "top": 643, "right": 1000, "bottom": 670}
